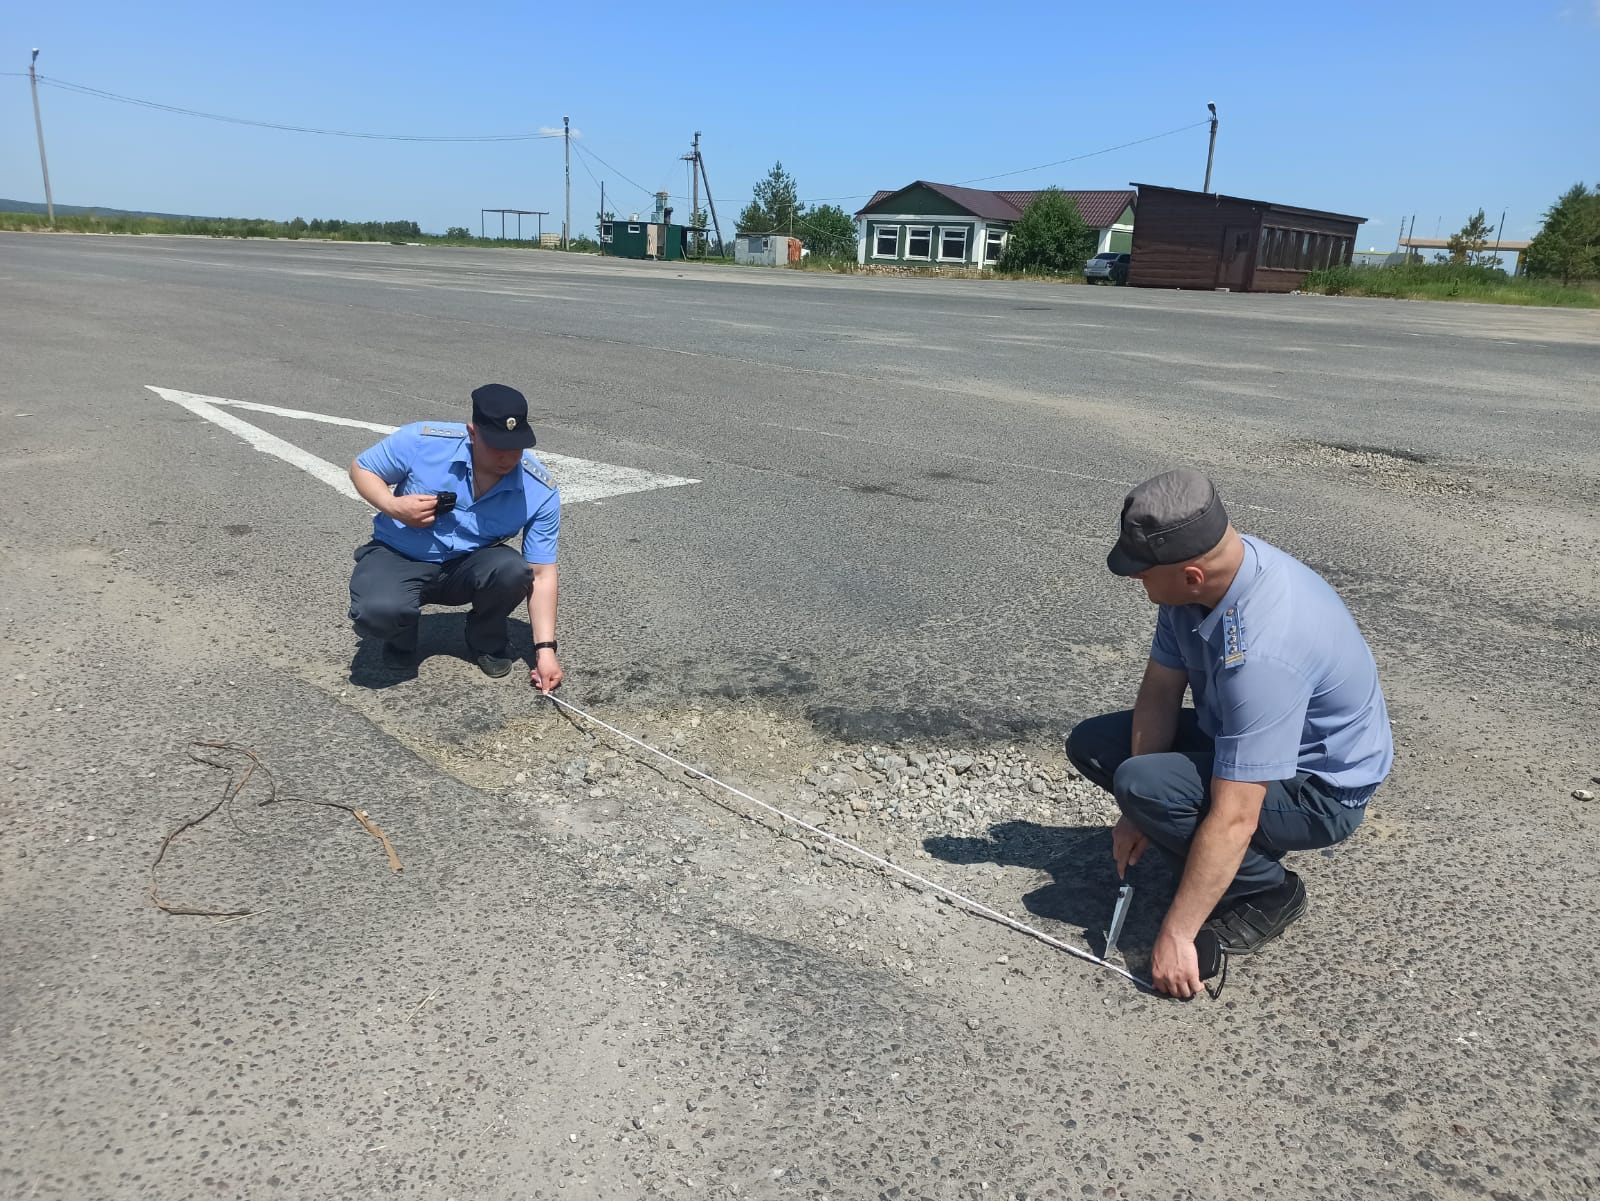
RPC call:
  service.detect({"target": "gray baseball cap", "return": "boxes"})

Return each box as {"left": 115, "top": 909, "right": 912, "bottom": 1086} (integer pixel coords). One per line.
{"left": 1106, "top": 469, "right": 1230, "bottom": 576}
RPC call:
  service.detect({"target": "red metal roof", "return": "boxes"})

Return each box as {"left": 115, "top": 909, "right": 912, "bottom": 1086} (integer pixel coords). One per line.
{"left": 857, "top": 182, "right": 1135, "bottom": 228}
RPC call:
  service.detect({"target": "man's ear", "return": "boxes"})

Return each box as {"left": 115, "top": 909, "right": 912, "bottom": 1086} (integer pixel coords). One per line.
{"left": 1183, "top": 563, "right": 1206, "bottom": 591}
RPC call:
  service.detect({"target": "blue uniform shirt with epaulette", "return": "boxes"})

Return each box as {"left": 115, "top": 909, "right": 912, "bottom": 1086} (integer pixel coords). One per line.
{"left": 1150, "top": 535, "right": 1392, "bottom": 801}
{"left": 356, "top": 422, "right": 560, "bottom": 565}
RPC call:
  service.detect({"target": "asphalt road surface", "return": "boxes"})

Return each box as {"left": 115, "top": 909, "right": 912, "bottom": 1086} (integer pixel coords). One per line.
{"left": 2, "top": 235, "right": 1597, "bottom": 1201}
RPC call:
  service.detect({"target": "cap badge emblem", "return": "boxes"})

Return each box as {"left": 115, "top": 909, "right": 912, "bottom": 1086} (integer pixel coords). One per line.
{"left": 505, "top": 417, "right": 517, "bottom": 431}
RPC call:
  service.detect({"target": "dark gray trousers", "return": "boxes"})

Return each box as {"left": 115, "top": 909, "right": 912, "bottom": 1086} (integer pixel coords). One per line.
{"left": 1065, "top": 709, "right": 1366, "bottom": 902}
{"left": 348, "top": 540, "right": 532, "bottom": 656}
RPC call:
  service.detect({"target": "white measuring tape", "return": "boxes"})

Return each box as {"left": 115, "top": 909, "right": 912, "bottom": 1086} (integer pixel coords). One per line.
{"left": 542, "top": 692, "right": 1153, "bottom": 991}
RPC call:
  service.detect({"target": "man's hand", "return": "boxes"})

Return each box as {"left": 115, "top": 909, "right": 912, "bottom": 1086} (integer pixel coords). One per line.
{"left": 1151, "top": 924, "right": 1202, "bottom": 999}
{"left": 530, "top": 647, "right": 563, "bottom": 694}
{"left": 387, "top": 494, "right": 439, "bottom": 529}
{"left": 1111, "top": 815, "right": 1149, "bottom": 878}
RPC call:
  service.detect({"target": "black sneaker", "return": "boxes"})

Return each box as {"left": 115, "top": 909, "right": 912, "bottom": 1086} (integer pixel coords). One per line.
{"left": 1205, "top": 870, "right": 1307, "bottom": 956}
{"left": 474, "top": 650, "right": 514, "bottom": 678}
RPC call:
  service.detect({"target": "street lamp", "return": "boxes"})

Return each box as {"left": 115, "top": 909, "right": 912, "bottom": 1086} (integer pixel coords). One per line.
{"left": 1203, "top": 103, "right": 1218, "bottom": 194}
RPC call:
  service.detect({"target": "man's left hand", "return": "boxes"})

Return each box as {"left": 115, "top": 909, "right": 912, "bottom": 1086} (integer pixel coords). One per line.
{"left": 1151, "top": 925, "right": 1202, "bottom": 999}
{"left": 531, "top": 647, "right": 564, "bottom": 694}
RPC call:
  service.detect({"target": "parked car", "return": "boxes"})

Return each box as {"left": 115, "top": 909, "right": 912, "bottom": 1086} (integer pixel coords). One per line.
{"left": 1084, "top": 251, "right": 1130, "bottom": 285}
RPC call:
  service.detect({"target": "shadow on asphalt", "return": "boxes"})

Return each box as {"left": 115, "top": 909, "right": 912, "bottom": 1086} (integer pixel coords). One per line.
{"left": 347, "top": 613, "right": 535, "bottom": 689}
{"left": 924, "top": 819, "right": 1178, "bottom": 956}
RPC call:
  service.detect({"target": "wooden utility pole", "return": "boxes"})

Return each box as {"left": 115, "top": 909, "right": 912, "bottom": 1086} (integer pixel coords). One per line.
{"left": 693, "top": 141, "right": 724, "bottom": 256}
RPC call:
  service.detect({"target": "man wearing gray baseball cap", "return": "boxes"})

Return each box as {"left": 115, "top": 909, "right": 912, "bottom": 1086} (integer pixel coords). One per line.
{"left": 1067, "top": 469, "right": 1392, "bottom": 998}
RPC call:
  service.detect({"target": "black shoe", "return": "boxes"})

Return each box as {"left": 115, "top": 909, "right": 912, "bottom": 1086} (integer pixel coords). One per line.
{"left": 1205, "top": 870, "right": 1307, "bottom": 956}
{"left": 474, "top": 650, "right": 514, "bottom": 678}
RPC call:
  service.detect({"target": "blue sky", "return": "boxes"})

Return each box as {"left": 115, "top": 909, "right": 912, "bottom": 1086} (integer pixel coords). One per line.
{"left": 3, "top": 1, "right": 1596, "bottom": 243}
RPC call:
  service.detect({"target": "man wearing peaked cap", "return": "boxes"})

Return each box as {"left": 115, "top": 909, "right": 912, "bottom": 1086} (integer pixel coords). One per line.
{"left": 1067, "top": 468, "right": 1392, "bottom": 998}
{"left": 346, "top": 383, "right": 564, "bottom": 690}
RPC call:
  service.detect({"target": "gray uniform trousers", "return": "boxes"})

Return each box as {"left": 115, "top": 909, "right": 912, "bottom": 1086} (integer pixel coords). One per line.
{"left": 1065, "top": 709, "right": 1367, "bottom": 902}
{"left": 348, "top": 540, "right": 532, "bottom": 656}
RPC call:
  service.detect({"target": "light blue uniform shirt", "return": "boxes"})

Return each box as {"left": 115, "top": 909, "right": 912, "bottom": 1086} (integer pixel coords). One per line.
{"left": 1151, "top": 535, "right": 1392, "bottom": 802}
{"left": 356, "top": 422, "right": 560, "bottom": 565}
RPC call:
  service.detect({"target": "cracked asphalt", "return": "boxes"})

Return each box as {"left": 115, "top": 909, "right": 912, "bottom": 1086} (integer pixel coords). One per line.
{"left": 2, "top": 234, "right": 1597, "bottom": 1200}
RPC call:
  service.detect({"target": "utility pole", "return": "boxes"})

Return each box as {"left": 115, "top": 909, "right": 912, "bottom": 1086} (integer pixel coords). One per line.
{"left": 1203, "top": 102, "right": 1218, "bottom": 193}
{"left": 681, "top": 131, "right": 705, "bottom": 256}
{"left": 599, "top": 181, "right": 606, "bottom": 256}
{"left": 28, "top": 49, "right": 55, "bottom": 228}
{"left": 1493, "top": 207, "right": 1506, "bottom": 268}
{"left": 693, "top": 141, "right": 725, "bottom": 256}
{"left": 563, "top": 115, "right": 571, "bottom": 250}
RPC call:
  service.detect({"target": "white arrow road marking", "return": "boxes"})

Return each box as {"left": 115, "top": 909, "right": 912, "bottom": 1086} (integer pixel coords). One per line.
{"left": 146, "top": 386, "right": 698, "bottom": 506}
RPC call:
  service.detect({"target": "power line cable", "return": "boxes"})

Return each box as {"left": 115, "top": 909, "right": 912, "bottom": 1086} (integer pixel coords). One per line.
{"left": 955, "top": 119, "right": 1211, "bottom": 185}
{"left": 27, "top": 73, "right": 564, "bottom": 142}
{"left": 793, "top": 118, "right": 1214, "bottom": 206}
{"left": 572, "top": 141, "right": 654, "bottom": 201}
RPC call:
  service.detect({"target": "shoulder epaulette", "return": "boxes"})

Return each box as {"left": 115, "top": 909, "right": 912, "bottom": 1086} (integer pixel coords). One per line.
{"left": 419, "top": 423, "right": 465, "bottom": 438}
{"left": 521, "top": 453, "right": 554, "bottom": 489}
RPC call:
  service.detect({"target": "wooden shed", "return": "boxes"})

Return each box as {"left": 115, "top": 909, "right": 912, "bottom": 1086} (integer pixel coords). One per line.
{"left": 1127, "top": 183, "right": 1365, "bottom": 293}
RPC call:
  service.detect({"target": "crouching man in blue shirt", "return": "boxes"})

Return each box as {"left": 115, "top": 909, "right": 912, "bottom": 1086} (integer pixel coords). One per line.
{"left": 1067, "top": 469, "right": 1392, "bottom": 998}
{"left": 347, "top": 383, "right": 563, "bottom": 690}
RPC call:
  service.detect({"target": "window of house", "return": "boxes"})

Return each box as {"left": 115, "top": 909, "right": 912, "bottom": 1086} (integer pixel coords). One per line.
{"left": 760, "top": 237, "right": 770, "bottom": 251}
{"left": 601, "top": 222, "right": 613, "bottom": 244}
{"left": 873, "top": 225, "right": 899, "bottom": 258}
{"left": 627, "top": 224, "right": 640, "bottom": 234}
{"left": 1261, "top": 226, "right": 1285, "bottom": 268}
{"left": 938, "top": 227, "right": 968, "bottom": 262}
{"left": 985, "top": 227, "right": 1005, "bottom": 261}
{"left": 904, "top": 226, "right": 933, "bottom": 260}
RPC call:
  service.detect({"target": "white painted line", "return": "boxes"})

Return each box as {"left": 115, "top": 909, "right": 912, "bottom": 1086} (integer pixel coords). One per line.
{"left": 146, "top": 386, "right": 699, "bottom": 507}
{"left": 149, "top": 386, "right": 363, "bottom": 501}
{"left": 189, "top": 394, "right": 397, "bottom": 434}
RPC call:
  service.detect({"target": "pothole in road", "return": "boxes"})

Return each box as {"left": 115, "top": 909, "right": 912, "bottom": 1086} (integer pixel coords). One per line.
{"left": 1273, "top": 441, "right": 1474, "bottom": 495}
{"left": 426, "top": 698, "right": 1124, "bottom": 983}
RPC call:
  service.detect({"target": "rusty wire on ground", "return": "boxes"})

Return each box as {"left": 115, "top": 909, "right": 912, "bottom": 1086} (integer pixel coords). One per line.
{"left": 149, "top": 741, "right": 402, "bottom": 918}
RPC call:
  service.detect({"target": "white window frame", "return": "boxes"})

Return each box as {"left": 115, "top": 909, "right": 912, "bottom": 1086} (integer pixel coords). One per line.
{"left": 627, "top": 223, "right": 641, "bottom": 234}
{"left": 872, "top": 224, "right": 900, "bottom": 259}
{"left": 904, "top": 225, "right": 933, "bottom": 261}
{"left": 984, "top": 227, "right": 1006, "bottom": 262}
{"left": 937, "top": 226, "right": 969, "bottom": 263}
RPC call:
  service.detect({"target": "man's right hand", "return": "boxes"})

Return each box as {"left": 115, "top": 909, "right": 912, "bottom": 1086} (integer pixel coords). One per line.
{"left": 387, "top": 494, "right": 438, "bottom": 529}
{"left": 1112, "top": 815, "right": 1149, "bottom": 879}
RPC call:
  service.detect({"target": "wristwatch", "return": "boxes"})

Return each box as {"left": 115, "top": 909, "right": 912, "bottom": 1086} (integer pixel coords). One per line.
{"left": 534, "top": 641, "right": 558, "bottom": 653}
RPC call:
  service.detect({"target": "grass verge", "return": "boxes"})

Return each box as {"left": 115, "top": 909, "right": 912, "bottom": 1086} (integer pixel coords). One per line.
{"left": 1303, "top": 262, "right": 1600, "bottom": 308}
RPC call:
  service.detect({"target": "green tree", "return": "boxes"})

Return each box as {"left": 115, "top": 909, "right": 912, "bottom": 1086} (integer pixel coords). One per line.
{"left": 1446, "top": 209, "right": 1496, "bottom": 265}
{"left": 997, "top": 189, "right": 1096, "bottom": 274}
{"left": 797, "top": 203, "right": 857, "bottom": 258}
{"left": 1525, "top": 182, "right": 1600, "bottom": 284}
{"left": 738, "top": 160, "right": 800, "bottom": 232}
{"left": 444, "top": 226, "right": 471, "bottom": 241}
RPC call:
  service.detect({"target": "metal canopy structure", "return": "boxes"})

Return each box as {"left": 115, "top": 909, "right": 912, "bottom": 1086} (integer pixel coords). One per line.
{"left": 480, "top": 208, "right": 550, "bottom": 241}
